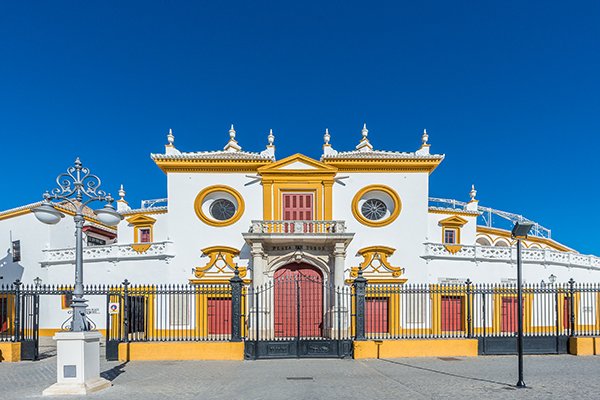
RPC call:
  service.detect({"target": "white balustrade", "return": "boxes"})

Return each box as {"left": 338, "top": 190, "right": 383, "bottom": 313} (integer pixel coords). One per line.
{"left": 41, "top": 241, "right": 174, "bottom": 266}
{"left": 249, "top": 220, "right": 346, "bottom": 234}
{"left": 423, "top": 243, "right": 600, "bottom": 270}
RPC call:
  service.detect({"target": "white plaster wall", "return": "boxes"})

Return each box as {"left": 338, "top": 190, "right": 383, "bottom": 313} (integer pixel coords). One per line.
{"left": 332, "top": 172, "right": 430, "bottom": 281}
{"left": 166, "top": 172, "right": 262, "bottom": 280}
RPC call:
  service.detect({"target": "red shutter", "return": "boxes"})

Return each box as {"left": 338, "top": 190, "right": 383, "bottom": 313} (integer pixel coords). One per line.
{"left": 282, "top": 194, "right": 313, "bottom": 221}
{"left": 208, "top": 298, "right": 231, "bottom": 335}
{"left": 441, "top": 296, "right": 463, "bottom": 331}
{"left": 366, "top": 298, "right": 389, "bottom": 334}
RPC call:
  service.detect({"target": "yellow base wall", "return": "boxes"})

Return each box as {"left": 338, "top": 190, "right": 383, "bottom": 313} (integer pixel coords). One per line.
{"left": 354, "top": 339, "right": 478, "bottom": 359}
{"left": 118, "top": 341, "right": 244, "bottom": 361}
{"left": 569, "top": 337, "right": 600, "bottom": 356}
{"left": 0, "top": 342, "right": 21, "bottom": 362}
{"left": 39, "top": 329, "right": 106, "bottom": 337}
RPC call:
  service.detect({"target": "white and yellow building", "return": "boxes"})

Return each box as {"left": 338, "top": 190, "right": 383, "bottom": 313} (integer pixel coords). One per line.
{"left": 1, "top": 124, "right": 599, "bottom": 334}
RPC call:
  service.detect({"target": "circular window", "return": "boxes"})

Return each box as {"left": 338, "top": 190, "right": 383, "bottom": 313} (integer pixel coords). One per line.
{"left": 352, "top": 185, "right": 401, "bottom": 227}
{"left": 194, "top": 185, "right": 245, "bottom": 227}
{"left": 361, "top": 199, "right": 388, "bottom": 221}
{"left": 209, "top": 199, "right": 236, "bottom": 221}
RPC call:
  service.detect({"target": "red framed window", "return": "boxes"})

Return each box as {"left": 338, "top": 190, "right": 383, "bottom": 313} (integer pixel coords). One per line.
{"left": 139, "top": 228, "right": 151, "bottom": 243}
{"left": 443, "top": 229, "right": 457, "bottom": 244}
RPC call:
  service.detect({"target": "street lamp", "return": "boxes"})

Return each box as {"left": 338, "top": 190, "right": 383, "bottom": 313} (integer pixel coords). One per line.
{"left": 33, "top": 277, "right": 42, "bottom": 288}
{"left": 511, "top": 221, "right": 534, "bottom": 388}
{"left": 548, "top": 274, "right": 557, "bottom": 284}
{"left": 32, "top": 158, "right": 123, "bottom": 332}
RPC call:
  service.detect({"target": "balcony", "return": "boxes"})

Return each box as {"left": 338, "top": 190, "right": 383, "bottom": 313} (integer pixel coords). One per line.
{"left": 244, "top": 220, "right": 354, "bottom": 246}
{"left": 41, "top": 241, "right": 175, "bottom": 266}
{"left": 422, "top": 243, "right": 600, "bottom": 270}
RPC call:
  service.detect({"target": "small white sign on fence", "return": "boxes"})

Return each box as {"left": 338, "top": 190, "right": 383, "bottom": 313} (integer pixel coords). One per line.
{"left": 108, "top": 302, "right": 120, "bottom": 315}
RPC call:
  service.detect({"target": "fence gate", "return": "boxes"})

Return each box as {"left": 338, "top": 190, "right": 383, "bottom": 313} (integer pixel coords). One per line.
{"left": 244, "top": 265, "right": 353, "bottom": 359}
{"left": 19, "top": 292, "right": 40, "bottom": 360}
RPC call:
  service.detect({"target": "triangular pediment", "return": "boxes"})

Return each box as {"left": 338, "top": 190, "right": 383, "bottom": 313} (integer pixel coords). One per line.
{"left": 257, "top": 153, "right": 338, "bottom": 174}
{"left": 126, "top": 214, "right": 157, "bottom": 225}
{"left": 439, "top": 215, "right": 468, "bottom": 227}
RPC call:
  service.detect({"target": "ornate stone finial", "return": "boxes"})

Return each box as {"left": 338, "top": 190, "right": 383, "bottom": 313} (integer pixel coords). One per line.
{"left": 469, "top": 184, "right": 477, "bottom": 202}
{"left": 267, "top": 128, "right": 275, "bottom": 147}
{"left": 324, "top": 128, "right": 331, "bottom": 145}
{"left": 361, "top": 123, "right": 369, "bottom": 139}
{"left": 224, "top": 124, "right": 242, "bottom": 152}
{"left": 118, "top": 184, "right": 126, "bottom": 200}
{"left": 356, "top": 123, "right": 373, "bottom": 152}
{"left": 422, "top": 128, "right": 429, "bottom": 146}
{"left": 167, "top": 128, "right": 175, "bottom": 146}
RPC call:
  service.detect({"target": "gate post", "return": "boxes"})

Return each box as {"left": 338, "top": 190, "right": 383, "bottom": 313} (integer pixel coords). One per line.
{"left": 568, "top": 278, "right": 575, "bottom": 337}
{"left": 353, "top": 269, "right": 367, "bottom": 341}
{"left": 122, "top": 279, "right": 130, "bottom": 343}
{"left": 13, "top": 279, "right": 21, "bottom": 342}
{"left": 466, "top": 279, "right": 472, "bottom": 338}
{"left": 230, "top": 265, "right": 243, "bottom": 342}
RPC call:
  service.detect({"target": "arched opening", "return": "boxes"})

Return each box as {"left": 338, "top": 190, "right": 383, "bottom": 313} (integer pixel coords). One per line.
{"left": 274, "top": 263, "right": 323, "bottom": 338}
{"left": 476, "top": 237, "right": 492, "bottom": 246}
{"left": 495, "top": 239, "right": 509, "bottom": 247}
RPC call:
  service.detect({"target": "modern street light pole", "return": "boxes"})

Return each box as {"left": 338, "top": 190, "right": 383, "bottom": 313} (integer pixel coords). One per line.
{"left": 511, "top": 221, "right": 534, "bottom": 389}
{"left": 32, "top": 158, "right": 123, "bottom": 332}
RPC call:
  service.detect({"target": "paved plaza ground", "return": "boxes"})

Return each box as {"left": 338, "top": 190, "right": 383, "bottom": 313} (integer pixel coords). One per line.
{"left": 1, "top": 340, "right": 599, "bottom": 399}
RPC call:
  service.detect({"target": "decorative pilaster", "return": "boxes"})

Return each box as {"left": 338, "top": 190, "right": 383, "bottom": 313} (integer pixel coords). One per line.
{"left": 251, "top": 243, "right": 266, "bottom": 287}
{"left": 333, "top": 242, "right": 346, "bottom": 289}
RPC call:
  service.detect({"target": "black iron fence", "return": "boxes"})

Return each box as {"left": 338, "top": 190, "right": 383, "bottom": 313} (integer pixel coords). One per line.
{"left": 2, "top": 277, "right": 600, "bottom": 359}
{"left": 362, "top": 280, "right": 600, "bottom": 340}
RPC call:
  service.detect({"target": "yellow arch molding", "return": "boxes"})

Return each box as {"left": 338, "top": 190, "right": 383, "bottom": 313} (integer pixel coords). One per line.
{"left": 348, "top": 245, "right": 407, "bottom": 283}
{"left": 190, "top": 246, "right": 247, "bottom": 283}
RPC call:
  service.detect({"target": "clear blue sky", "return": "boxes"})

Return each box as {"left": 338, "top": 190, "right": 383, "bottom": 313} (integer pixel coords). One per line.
{"left": 1, "top": 1, "right": 598, "bottom": 254}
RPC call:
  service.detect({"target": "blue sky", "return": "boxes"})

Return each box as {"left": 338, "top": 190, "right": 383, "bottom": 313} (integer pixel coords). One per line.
{"left": 1, "top": 1, "right": 598, "bottom": 254}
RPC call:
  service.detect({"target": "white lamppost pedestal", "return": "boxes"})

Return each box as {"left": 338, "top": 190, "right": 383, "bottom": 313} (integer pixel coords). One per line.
{"left": 42, "top": 331, "right": 111, "bottom": 395}
{"left": 33, "top": 158, "right": 123, "bottom": 396}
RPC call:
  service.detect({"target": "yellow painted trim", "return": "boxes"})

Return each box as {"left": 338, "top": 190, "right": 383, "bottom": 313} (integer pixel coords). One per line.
{"left": 39, "top": 329, "right": 107, "bottom": 337}
{"left": 192, "top": 246, "right": 247, "bottom": 282}
{"left": 118, "top": 341, "right": 244, "bottom": 361}
{"left": 122, "top": 209, "right": 168, "bottom": 216}
{"left": 127, "top": 214, "right": 157, "bottom": 244}
{"left": 194, "top": 185, "right": 245, "bottom": 227}
{"left": 350, "top": 246, "right": 406, "bottom": 282}
{"left": 444, "top": 244, "right": 463, "bottom": 254}
{"left": 439, "top": 215, "right": 467, "bottom": 245}
{"left": 0, "top": 342, "right": 21, "bottom": 362}
{"left": 568, "top": 337, "right": 598, "bottom": 356}
{"left": 428, "top": 208, "right": 479, "bottom": 217}
{"left": 353, "top": 339, "right": 478, "bottom": 359}
{"left": 442, "top": 227, "right": 460, "bottom": 245}
{"left": 258, "top": 154, "right": 337, "bottom": 221}
{"left": 153, "top": 158, "right": 272, "bottom": 174}
{"left": 131, "top": 243, "right": 152, "bottom": 253}
{"left": 351, "top": 185, "right": 402, "bottom": 227}
{"left": 476, "top": 226, "right": 572, "bottom": 252}
{"left": 323, "top": 157, "right": 444, "bottom": 174}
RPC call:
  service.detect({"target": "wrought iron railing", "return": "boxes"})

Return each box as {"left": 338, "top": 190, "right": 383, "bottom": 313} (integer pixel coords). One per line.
{"left": 249, "top": 220, "right": 347, "bottom": 234}
{"left": 362, "top": 281, "right": 600, "bottom": 340}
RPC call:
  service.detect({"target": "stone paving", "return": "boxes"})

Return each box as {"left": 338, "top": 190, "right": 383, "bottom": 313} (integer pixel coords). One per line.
{"left": 1, "top": 340, "right": 599, "bottom": 399}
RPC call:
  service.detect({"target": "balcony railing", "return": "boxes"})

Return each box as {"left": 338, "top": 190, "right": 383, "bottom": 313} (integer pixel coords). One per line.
{"left": 249, "top": 220, "right": 347, "bottom": 234}
{"left": 422, "top": 242, "right": 600, "bottom": 270}
{"left": 41, "top": 241, "right": 174, "bottom": 266}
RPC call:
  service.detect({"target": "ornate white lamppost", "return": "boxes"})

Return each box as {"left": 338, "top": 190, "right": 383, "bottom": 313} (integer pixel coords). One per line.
{"left": 34, "top": 158, "right": 122, "bottom": 395}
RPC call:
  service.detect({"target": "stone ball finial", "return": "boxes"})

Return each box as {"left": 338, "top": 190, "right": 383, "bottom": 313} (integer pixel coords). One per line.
{"left": 118, "top": 184, "right": 126, "bottom": 200}
{"left": 229, "top": 124, "right": 236, "bottom": 140}
{"left": 422, "top": 128, "right": 429, "bottom": 145}
{"left": 167, "top": 128, "right": 175, "bottom": 145}
{"left": 361, "top": 123, "right": 369, "bottom": 138}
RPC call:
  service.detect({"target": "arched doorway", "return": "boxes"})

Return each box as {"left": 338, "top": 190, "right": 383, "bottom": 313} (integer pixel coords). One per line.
{"left": 274, "top": 263, "right": 323, "bottom": 338}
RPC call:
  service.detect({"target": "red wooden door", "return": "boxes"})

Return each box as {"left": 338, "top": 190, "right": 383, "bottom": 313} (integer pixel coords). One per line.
{"left": 208, "top": 298, "right": 231, "bottom": 335}
{"left": 563, "top": 297, "right": 572, "bottom": 330}
{"left": 441, "top": 296, "right": 463, "bottom": 331}
{"left": 274, "top": 264, "right": 323, "bottom": 338}
{"left": 501, "top": 297, "right": 519, "bottom": 333}
{"left": 282, "top": 194, "right": 313, "bottom": 220}
{"left": 366, "top": 298, "right": 389, "bottom": 334}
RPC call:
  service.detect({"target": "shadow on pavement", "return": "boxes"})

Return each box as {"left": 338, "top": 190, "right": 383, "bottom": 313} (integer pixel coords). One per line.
{"left": 379, "top": 358, "right": 518, "bottom": 390}
{"left": 101, "top": 362, "right": 129, "bottom": 382}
